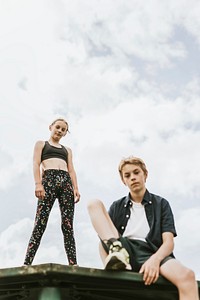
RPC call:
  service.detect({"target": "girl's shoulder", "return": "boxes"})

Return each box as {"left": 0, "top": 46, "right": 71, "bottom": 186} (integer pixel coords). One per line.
{"left": 35, "top": 140, "right": 46, "bottom": 149}
{"left": 63, "top": 146, "right": 72, "bottom": 153}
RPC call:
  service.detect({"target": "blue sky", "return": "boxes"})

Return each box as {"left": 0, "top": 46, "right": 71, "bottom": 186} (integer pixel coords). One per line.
{"left": 0, "top": 0, "right": 200, "bottom": 279}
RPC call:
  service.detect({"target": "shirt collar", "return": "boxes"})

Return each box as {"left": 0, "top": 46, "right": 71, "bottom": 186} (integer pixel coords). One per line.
{"left": 124, "top": 189, "right": 151, "bottom": 206}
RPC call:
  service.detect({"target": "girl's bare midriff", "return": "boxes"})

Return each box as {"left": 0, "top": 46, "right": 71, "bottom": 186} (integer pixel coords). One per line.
{"left": 42, "top": 158, "right": 69, "bottom": 172}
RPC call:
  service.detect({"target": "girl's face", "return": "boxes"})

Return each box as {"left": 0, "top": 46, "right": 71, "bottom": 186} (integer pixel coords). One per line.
{"left": 49, "top": 120, "right": 68, "bottom": 141}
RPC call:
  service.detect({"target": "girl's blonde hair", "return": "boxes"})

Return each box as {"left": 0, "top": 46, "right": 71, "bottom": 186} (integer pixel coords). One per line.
{"left": 118, "top": 156, "right": 148, "bottom": 180}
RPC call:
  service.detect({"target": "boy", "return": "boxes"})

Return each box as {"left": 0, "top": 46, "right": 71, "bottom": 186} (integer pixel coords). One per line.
{"left": 87, "top": 156, "right": 199, "bottom": 300}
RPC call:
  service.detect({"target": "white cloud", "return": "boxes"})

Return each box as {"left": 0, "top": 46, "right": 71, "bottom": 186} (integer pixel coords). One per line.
{"left": 0, "top": 218, "right": 32, "bottom": 267}
{"left": 0, "top": 205, "right": 102, "bottom": 269}
{"left": 0, "top": 0, "right": 200, "bottom": 280}
{"left": 175, "top": 208, "right": 200, "bottom": 279}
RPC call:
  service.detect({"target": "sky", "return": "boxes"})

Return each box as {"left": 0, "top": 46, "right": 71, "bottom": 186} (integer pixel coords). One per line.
{"left": 0, "top": 0, "right": 200, "bottom": 280}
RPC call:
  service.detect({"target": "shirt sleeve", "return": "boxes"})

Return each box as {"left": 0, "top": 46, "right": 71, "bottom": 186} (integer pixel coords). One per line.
{"left": 161, "top": 199, "right": 177, "bottom": 237}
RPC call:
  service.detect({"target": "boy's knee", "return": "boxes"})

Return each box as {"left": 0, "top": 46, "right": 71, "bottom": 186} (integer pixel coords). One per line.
{"left": 87, "top": 199, "right": 103, "bottom": 211}
{"left": 178, "top": 268, "right": 196, "bottom": 288}
{"left": 184, "top": 268, "right": 196, "bottom": 282}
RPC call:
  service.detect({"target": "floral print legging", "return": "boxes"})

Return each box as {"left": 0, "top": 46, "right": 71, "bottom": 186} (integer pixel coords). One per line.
{"left": 24, "top": 169, "right": 77, "bottom": 265}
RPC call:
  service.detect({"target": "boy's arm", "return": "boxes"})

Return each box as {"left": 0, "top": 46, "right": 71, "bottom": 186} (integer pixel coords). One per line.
{"left": 139, "top": 232, "right": 174, "bottom": 285}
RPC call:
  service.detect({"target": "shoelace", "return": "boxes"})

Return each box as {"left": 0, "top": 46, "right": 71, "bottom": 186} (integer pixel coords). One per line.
{"left": 109, "top": 241, "right": 123, "bottom": 253}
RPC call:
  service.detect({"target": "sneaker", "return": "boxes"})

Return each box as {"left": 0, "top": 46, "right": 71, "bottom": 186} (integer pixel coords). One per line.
{"left": 104, "top": 240, "right": 132, "bottom": 270}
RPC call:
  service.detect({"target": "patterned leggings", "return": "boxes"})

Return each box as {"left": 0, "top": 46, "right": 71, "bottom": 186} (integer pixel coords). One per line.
{"left": 24, "top": 169, "right": 77, "bottom": 265}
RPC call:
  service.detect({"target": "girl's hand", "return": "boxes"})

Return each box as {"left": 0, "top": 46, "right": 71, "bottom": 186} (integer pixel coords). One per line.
{"left": 74, "top": 189, "right": 80, "bottom": 203}
{"left": 35, "top": 183, "right": 45, "bottom": 200}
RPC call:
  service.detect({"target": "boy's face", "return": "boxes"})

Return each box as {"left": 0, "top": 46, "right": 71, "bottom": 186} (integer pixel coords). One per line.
{"left": 121, "top": 163, "right": 147, "bottom": 193}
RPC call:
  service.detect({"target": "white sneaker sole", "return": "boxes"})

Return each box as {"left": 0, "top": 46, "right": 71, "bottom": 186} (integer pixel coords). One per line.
{"left": 105, "top": 254, "right": 132, "bottom": 270}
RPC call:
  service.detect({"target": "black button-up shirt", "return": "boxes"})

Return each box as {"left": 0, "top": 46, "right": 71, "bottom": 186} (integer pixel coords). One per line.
{"left": 108, "top": 189, "right": 177, "bottom": 253}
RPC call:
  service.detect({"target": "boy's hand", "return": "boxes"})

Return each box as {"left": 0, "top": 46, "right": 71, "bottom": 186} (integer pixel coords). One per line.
{"left": 139, "top": 255, "right": 160, "bottom": 285}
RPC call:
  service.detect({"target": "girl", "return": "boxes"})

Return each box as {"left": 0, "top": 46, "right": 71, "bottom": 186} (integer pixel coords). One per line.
{"left": 24, "top": 118, "right": 80, "bottom": 266}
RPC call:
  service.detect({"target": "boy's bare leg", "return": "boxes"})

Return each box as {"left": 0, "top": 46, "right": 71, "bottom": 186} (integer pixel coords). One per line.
{"left": 99, "top": 242, "right": 108, "bottom": 265}
{"left": 160, "top": 259, "right": 199, "bottom": 300}
{"left": 87, "top": 199, "right": 131, "bottom": 270}
{"left": 87, "top": 199, "right": 119, "bottom": 240}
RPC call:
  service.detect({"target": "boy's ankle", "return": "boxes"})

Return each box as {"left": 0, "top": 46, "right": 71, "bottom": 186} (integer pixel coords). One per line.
{"left": 103, "top": 238, "right": 119, "bottom": 251}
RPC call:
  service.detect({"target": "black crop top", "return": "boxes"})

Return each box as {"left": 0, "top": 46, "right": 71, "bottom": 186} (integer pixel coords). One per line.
{"left": 41, "top": 141, "right": 68, "bottom": 162}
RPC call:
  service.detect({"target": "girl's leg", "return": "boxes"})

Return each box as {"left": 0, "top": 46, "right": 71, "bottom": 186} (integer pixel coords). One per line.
{"left": 87, "top": 199, "right": 119, "bottom": 240}
{"left": 58, "top": 173, "right": 77, "bottom": 265}
{"left": 24, "top": 178, "right": 55, "bottom": 265}
{"left": 160, "top": 259, "right": 199, "bottom": 300}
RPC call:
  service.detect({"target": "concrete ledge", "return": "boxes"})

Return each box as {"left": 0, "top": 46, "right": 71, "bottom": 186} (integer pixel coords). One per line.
{"left": 0, "top": 263, "right": 199, "bottom": 299}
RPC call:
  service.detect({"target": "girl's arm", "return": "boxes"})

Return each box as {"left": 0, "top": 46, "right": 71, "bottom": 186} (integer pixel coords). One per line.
{"left": 67, "top": 147, "right": 80, "bottom": 203}
{"left": 33, "top": 141, "right": 45, "bottom": 200}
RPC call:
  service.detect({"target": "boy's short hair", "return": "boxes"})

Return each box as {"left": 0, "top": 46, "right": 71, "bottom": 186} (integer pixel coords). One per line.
{"left": 118, "top": 156, "right": 148, "bottom": 180}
